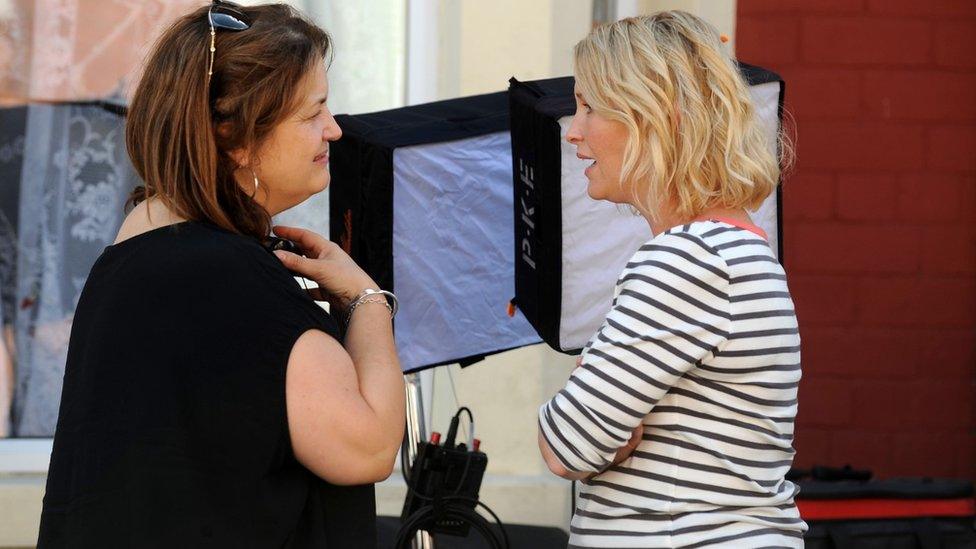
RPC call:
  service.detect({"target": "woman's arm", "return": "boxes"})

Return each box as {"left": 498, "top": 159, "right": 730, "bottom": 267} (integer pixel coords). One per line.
{"left": 538, "top": 232, "right": 732, "bottom": 477}
{"left": 286, "top": 323, "right": 404, "bottom": 485}
{"left": 538, "top": 426, "right": 643, "bottom": 480}
{"left": 539, "top": 358, "right": 644, "bottom": 480}
{"left": 539, "top": 429, "right": 590, "bottom": 480}
{"left": 273, "top": 226, "right": 405, "bottom": 485}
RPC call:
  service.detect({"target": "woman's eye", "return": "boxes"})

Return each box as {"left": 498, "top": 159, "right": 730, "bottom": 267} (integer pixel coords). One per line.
{"left": 306, "top": 110, "right": 322, "bottom": 121}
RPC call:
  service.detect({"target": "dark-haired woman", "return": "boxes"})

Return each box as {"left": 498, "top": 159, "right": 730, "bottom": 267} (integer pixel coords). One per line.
{"left": 37, "top": 3, "right": 404, "bottom": 547}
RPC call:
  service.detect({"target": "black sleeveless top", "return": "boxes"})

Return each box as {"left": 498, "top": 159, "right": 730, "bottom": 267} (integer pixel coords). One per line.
{"left": 37, "top": 221, "right": 376, "bottom": 548}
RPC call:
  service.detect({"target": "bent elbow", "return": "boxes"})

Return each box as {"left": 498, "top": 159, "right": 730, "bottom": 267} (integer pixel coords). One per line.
{"left": 545, "top": 457, "right": 572, "bottom": 478}
{"left": 539, "top": 428, "right": 591, "bottom": 480}
{"left": 323, "top": 450, "right": 399, "bottom": 486}
{"left": 540, "top": 443, "right": 589, "bottom": 480}
{"left": 365, "top": 453, "right": 397, "bottom": 483}
{"left": 545, "top": 459, "right": 590, "bottom": 481}
{"left": 298, "top": 441, "right": 399, "bottom": 486}
{"left": 312, "top": 459, "right": 390, "bottom": 486}
{"left": 366, "top": 434, "right": 403, "bottom": 483}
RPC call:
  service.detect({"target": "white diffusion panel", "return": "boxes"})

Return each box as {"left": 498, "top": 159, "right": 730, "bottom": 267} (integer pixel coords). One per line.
{"left": 393, "top": 132, "right": 540, "bottom": 371}
{"left": 557, "top": 116, "right": 653, "bottom": 351}
{"left": 748, "top": 81, "right": 782, "bottom": 258}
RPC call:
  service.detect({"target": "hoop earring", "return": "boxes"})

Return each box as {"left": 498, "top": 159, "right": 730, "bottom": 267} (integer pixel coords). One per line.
{"left": 248, "top": 168, "right": 259, "bottom": 196}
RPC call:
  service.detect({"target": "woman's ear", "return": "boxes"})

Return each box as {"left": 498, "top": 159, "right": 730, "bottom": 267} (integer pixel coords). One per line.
{"left": 227, "top": 147, "right": 249, "bottom": 169}
{"left": 216, "top": 121, "right": 250, "bottom": 167}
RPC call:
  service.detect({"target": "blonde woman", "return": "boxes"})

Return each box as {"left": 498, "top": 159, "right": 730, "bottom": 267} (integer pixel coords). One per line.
{"left": 538, "top": 12, "right": 805, "bottom": 548}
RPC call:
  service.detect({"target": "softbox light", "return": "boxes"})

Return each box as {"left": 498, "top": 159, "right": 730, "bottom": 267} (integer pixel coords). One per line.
{"left": 511, "top": 65, "right": 785, "bottom": 353}
{"left": 330, "top": 93, "right": 541, "bottom": 373}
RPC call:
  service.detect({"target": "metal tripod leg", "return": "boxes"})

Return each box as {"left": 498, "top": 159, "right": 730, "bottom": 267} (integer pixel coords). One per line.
{"left": 404, "top": 372, "right": 434, "bottom": 549}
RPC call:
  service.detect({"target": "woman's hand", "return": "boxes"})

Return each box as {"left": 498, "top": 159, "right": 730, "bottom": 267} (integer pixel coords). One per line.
{"left": 573, "top": 355, "right": 644, "bottom": 478}
{"left": 611, "top": 423, "right": 644, "bottom": 466}
{"left": 572, "top": 353, "right": 645, "bottom": 475}
{"left": 581, "top": 424, "right": 643, "bottom": 480}
{"left": 540, "top": 422, "right": 644, "bottom": 481}
{"left": 270, "top": 225, "right": 378, "bottom": 312}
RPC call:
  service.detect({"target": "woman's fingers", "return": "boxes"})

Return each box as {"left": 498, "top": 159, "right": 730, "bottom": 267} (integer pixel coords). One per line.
{"left": 610, "top": 425, "right": 644, "bottom": 466}
{"left": 274, "top": 250, "right": 323, "bottom": 281}
{"left": 272, "top": 226, "right": 378, "bottom": 310}
{"left": 628, "top": 424, "right": 644, "bottom": 446}
{"left": 272, "top": 225, "right": 331, "bottom": 258}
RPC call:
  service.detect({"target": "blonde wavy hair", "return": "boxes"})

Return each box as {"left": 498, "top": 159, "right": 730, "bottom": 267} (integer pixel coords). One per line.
{"left": 574, "top": 11, "right": 790, "bottom": 221}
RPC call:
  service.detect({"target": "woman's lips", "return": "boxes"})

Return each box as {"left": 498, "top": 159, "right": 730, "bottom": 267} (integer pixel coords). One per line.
{"left": 313, "top": 152, "right": 329, "bottom": 165}
{"left": 584, "top": 160, "right": 596, "bottom": 178}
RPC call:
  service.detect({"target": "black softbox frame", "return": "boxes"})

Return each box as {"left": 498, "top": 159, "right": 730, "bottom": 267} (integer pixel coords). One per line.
{"left": 329, "top": 93, "right": 541, "bottom": 373}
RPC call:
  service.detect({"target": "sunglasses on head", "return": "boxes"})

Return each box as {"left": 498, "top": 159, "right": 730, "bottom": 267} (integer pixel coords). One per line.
{"left": 207, "top": 0, "right": 251, "bottom": 82}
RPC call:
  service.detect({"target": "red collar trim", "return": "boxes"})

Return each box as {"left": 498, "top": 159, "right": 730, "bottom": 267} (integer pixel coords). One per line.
{"left": 698, "top": 216, "right": 768, "bottom": 240}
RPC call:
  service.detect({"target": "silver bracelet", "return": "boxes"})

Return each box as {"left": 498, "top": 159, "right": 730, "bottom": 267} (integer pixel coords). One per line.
{"left": 345, "top": 288, "right": 398, "bottom": 325}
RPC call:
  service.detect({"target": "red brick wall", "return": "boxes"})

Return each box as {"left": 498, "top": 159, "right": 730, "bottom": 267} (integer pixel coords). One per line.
{"left": 737, "top": 0, "right": 976, "bottom": 479}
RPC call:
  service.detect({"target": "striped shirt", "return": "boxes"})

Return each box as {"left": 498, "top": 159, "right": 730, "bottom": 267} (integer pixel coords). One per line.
{"left": 540, "top": 220, "right": 806, "bottom": 548}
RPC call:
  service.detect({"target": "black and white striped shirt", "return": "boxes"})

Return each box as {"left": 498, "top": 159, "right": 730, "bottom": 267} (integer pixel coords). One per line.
{"left": 540, "top": 220, "right": 806, "bottom": 548}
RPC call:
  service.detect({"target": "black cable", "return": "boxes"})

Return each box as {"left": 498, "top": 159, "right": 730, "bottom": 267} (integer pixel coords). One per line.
{"left": 400, "top": 436, "right": 430, "bottom": 501}
{"left": 405, "top": 406, "right": 476, "bottom": 501}
{"left": 397, "top": 407, "right": 510, "bottom": 547}
{"left": 451, "top": 449, "right": 474, "bottom": 495}
{"left": 470, "top": 498, "right": 510, "bottom": 549}
{"left": 400, "top": 442, "right": 473, "bottom": 501}
{"left": 454, "top": 406, "right": 474, "bottom": 424}
{"left": 394, "top": 497, "right": 509, "bottom": 549}
{"left": 453, "top": 406, "right": 474, "bottom": 445}
{"left": 394, "top": 491, "right": 510, "bottom": 547}
{"left": 571, "top": 479, "right": 577, "bottom": 516}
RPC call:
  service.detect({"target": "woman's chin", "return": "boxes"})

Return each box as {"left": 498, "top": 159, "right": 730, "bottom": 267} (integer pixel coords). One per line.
{"left": 312, "top": 174, "right": 330, "bottom": 193}
{"left": 586, "top": 179, "right": 609, "bottom": 201}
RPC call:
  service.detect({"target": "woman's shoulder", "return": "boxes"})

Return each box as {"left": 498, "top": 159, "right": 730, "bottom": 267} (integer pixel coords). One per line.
{"left": 614, "top": 223, "right": 736, "bottom": 308}
{"left": 678, "top": 219, "right": 772, "bottom": 254}
{"left": 101, "top": 220, "right": 309, "bottom": 301}
{"left": 183, "top": 222, "right": 317, "bottom": 294}
{"left": 178, "top": 221, "right": 275, "bottom": 269}
{"left": 631, "top": 222, "right": 729, "bottom": 271}
{"left": 96, "top": 218, "right": 338, "bottom": 337}
{"left": 632, "top": 220, "right": 775, "bottom": 269}
{"left": 109, "top": 220, "right": 270, "bottom": 268}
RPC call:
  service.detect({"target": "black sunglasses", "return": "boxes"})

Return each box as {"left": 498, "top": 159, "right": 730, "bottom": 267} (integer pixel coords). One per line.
{"left": 207, "top": 0, "right": 251, "bottom": 82}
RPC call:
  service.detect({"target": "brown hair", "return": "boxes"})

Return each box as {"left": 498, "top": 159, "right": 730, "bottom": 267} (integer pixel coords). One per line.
{"left": 126, "top": 2, "right": 331, "bottom": 240}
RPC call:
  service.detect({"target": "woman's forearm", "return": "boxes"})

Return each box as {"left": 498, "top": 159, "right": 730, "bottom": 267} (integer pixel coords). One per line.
{"left": 343, "top": 303, "right": 405, "bottom": 452}
{"left": 538, "top": 430, "right": 591, "bottom": 480}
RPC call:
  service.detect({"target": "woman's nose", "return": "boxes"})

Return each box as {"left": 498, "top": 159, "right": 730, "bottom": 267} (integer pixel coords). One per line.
{"left": 565, "top": 118, "right": 582, "bottom": 144}
{"left": 324, "top": 116, "right": 342, "bottom": 142}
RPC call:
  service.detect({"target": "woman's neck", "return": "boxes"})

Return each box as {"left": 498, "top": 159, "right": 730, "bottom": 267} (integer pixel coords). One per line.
{"left": 644, "top": 205, "right": 753, "bottom": 236}
{"left": 114, "top": 197, "right": 187, "bottom": 244}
